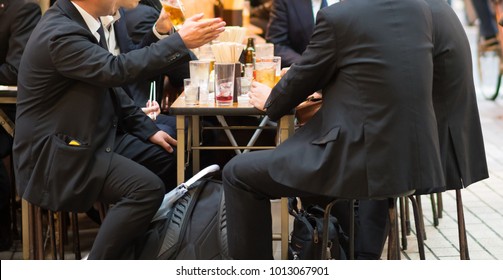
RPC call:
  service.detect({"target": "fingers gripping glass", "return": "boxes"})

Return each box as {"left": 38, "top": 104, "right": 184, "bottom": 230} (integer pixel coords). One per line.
{"left": 160, "top": 0, "right": 186, "bottom": 30}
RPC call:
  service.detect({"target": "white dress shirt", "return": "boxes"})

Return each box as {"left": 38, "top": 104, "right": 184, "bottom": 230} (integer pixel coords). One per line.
{"left": 100, "top": 13, "right": 121, "bottom": 55}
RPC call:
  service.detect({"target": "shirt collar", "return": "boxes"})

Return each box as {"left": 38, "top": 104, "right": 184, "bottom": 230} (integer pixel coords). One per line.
{"left": 71, "top": 1, "right": 101, "bottom": 42}
{"left": 100, "top": 11, "right": 121, "bottom": 30}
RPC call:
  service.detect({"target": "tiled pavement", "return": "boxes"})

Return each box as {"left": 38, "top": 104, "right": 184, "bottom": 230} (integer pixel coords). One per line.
{"left": 1, "top": 0, "right": 503, "bottom": 261}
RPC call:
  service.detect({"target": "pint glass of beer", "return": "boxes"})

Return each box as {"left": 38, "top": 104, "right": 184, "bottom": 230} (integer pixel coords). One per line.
{"left": 160, "top": 0, "right": 186, "bottom": 30}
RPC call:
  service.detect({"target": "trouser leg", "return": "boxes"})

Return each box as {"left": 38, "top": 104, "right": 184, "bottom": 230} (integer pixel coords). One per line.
{"left": 471, "top": 0, "right": 498, "bottom": 38}
{"left": 223, "top": 150, "right": 315, "bottom": 260}
{"left": 355, "top": 199, "right": 389, "bottom": 260}
{"left": 114, "top": 132, "right": 176, "bottom": 192}
{"left": 88, "top": 153, "right": 164, "bottom": 259}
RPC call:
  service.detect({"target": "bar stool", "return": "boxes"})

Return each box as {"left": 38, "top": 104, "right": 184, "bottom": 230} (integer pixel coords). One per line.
{"left": 320, "top": 190, "right": 424, "bottom": 260}
{"left": 26, "top": 202, "right": 82, "bottom": 259}
{"left": 399, "top": 190, "right": 469, "bottom": 260}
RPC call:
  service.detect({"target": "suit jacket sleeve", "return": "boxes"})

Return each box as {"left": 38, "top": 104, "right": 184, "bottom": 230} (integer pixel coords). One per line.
{"left": 0, "top": 2, "right": 41, "bottom": 85}
{"left": 113, "top": 87, "right": 160, "bottom": 141}
{"left": 266, "top": 0, "right": 302, "bottom": 66}
{"left": 265, "top": 10, "right": 338, "bottom": 121}
{"left": 49, "top": 27, "right": 190, "bottom": 88}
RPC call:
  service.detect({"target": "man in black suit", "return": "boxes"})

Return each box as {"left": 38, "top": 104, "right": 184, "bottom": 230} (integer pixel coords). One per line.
{"left": 102, "top": 0, "right": 187, "bottom": 183}
{"left": 0, "top": 0, "right": 41, "bottom": 252}
{"left": 266, "top": 0, "right": 338, "bottom": 67}
{"left": 223, "top": 0, "right": 446, "bottom": 259}
{"left": 124, "top": 1, "right": 161, "bottom": 44}
{"left": 14, "top": 0, "right": 224, "bottom": 259}
{"left": 423, "top": 1, "right": 488, "bottom": 192}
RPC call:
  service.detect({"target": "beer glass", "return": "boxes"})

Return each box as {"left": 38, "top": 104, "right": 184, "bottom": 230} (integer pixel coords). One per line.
{"left": 160, "top": 0, "right": 186, "bottom": 30}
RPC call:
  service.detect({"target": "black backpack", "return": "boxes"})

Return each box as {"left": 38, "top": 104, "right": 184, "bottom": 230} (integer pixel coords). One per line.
{"left": 125, "top": 165, "right": 229, "bottom": 259}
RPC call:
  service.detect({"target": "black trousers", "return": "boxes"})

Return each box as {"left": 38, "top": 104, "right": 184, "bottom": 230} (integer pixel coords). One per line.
{"left": 88, "top": 132, "right": 176, "bottom": 259}
{"left": 89, "top": 153, "right": 164, "bottom": 259}
{"left": 223, "top": 150, "right": 388, "bottom": 260}
{"left": 114, "top": 132, "right": 177, "bottom": 192}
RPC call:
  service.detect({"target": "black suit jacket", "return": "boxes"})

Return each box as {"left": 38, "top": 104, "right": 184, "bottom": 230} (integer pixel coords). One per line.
{"left": 122, "top": 5, "right": 191, "bottom": 106}
{"left": 424, "top": 0, "right": 488, "bottom": 191}
{"left": 266, "top": 0, "right": 315, "bottom": 67}
{"left": 264, "top": 0, "right": 445, "bottom": 199}
{"left": 0, "top": 0, "right": 41, "bottom": 85}
{"left": 13, "top": 0, "right": 191, "bottom": 211}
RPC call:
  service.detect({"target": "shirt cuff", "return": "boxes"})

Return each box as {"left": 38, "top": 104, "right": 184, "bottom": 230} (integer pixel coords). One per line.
{"left": 152, "top": 24, "right": 173, "bottom": 39}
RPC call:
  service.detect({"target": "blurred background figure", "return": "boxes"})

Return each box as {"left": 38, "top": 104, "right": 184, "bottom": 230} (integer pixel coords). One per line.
{"left": 266, "top": 0, "right": 339, "bottom": 67}
{"left": 471, "top": 0, "right": 499, "bottom": 50}
{"left": 0, "top": 0, "right": 41, "bottom": 252}
{"left": 250, "top": 0, "right": 272, "bottom": 37}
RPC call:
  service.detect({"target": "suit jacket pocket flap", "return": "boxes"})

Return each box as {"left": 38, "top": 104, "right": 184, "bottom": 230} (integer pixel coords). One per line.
{"left": 311, "top": 126, "right": 340, "bottom": 145}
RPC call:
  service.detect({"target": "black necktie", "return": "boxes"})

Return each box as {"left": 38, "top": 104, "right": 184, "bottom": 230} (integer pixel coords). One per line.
{"left": 97, "top": 25, "right": 108, "bottom": 50}
{"left": 320, "top": 0, "right": 328, "bottom": 9}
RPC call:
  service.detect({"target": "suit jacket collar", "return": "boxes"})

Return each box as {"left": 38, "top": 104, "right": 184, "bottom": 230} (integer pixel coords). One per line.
{"left": 294, "top": 0, "right": 315, "bottom": 40}
{"left": 113, "top": 8, "right": 130, "bottom": 53}
{"left": 56, "top": 0, "right": 101, "bottom": 45}
{"left": 56, "top": 0, "right": 95, "bottom": 33}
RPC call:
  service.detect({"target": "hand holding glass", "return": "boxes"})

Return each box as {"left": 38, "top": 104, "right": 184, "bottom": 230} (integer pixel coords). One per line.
{"left": 160, "top": 0, "right": 185, "bottom": 30}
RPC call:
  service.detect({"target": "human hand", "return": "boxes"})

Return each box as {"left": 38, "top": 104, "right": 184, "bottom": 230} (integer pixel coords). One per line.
{"left": 177, "top": 14, "right": 226, "bottom": 49}
{"left": 155, "top": 8, "right": 174, "bottom": 34}
{"left": 248, "top": 81, "right": 272, "bottom": 111}
{"left": 142, "top": 100, "right": 161, "bottom": 120}
{"left": 148, "top": 130, "right": 177, "bottom": 153}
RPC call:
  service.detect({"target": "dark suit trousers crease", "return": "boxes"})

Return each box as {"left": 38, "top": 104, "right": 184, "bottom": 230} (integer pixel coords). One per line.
{"left": 114, "top": 132, "right": 177, "bottom": 191}
{"left": 223, "top": 150, "right": 320, "bottom": 260}
{"left": 88, "top": 153, "right": 164, "bottom": 259}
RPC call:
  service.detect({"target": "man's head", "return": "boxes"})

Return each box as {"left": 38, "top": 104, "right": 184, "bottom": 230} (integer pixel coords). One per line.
{"left": 116, "top": 0, "right": 142, "bottom": 10}
{"left": 73, "top": 0, "right": 118, "bottom": 18}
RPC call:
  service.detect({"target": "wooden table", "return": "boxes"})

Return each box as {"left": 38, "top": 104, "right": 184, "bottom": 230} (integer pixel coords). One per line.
{"left": 169, "top": 94, "right": 294, "bottom": 259}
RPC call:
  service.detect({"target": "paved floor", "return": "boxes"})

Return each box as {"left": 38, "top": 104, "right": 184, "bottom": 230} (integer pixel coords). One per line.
{"left": 1, "top": 0, "right": 502, "bottom": 261}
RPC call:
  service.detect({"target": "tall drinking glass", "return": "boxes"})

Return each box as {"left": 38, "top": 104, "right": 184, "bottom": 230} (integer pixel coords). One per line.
{"left": 160, "top": 0, "right": 186, "bottom": 30}
{"left": 189, "top": 60, "right": 211, "bottom": 104}
{"left": 214, "top": 63, "right": 235, "bottom": 106}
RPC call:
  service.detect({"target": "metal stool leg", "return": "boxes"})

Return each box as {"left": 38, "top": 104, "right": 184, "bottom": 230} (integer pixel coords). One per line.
{"left": 399, "top": 197, "right": 408, "bottom": 250}
{"left": 430, "top": 194, "right": 439, "bottom": 227}
{"left": 71, "top": 212, "right": 81, "bottom": 259}
{"left": 415, "top": 195, "right": 427, "bottom": 240}
{"left": 437, "top": 192, "right": 443, "bottom": 219}
{"left": 48, "top": 211, "right": 57, "bottom": 259}
{"left": 57, "top": 212, "right": 65, "bottom": 259}
{"left": 408, "top": 196, "right": 426, "bottom": 260}
{"left": 456, "top": 189, "right": 469, "bottom": 260}
{"left": 387, "top": 198, "right": 400, "bottom": 260}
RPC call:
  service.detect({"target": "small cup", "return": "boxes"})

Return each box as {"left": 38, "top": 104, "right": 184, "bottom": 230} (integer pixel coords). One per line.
{"left": 183, "top": 78, "right": 199, "bottom": 105}
{"left": 239, "top": 77, "right": 252, "bottom": 96}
